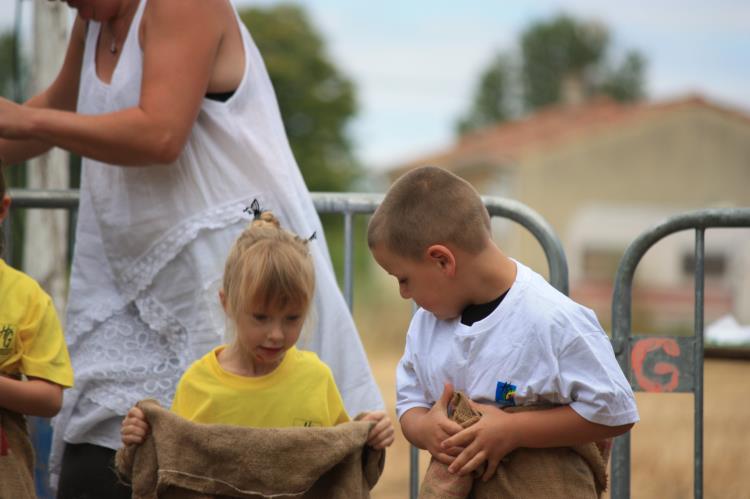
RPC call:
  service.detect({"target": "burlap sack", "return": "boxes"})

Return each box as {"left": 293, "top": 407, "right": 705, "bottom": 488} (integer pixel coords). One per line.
{"left": 419, "top": 393, "right": 608, "bottom": 499}
{"left": 116, "top": 399, "right": 385, "bottom": 499}
{"left": 0, "top": 407, "right": 36, "bottom": 499}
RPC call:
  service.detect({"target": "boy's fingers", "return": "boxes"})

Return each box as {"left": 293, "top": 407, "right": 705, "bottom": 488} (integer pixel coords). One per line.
{"left": 481, "top": 458, "right": 500, "bottom": 482}
{"left": 432, "top": 451, "right": 456, "bottom": 466}
{"left": 436, "top": 419, "right": 462, "bottom": 436}
{"left": 454, "top": 451, "right": 486, "bottom": 476}
{"left": 443, "top": 445, "right": 464, "bottom": 457}
{"left": 436, "top": 382, "right": 454, "bottom": 410}
{"left": 441, "top": 426, "right": 473, "bottom": 449}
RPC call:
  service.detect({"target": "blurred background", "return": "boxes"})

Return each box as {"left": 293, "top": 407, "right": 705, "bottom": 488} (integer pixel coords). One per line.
{"left": 2, "top": 1, "right": 749, "bottom": 497}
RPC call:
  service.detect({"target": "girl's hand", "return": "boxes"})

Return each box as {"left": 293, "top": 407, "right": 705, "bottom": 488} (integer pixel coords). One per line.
{"left": 121, "top": 406, "right": 150, "bottom": 446}
{"left": 360, "top": 411, "right": 395, "bottom": 450}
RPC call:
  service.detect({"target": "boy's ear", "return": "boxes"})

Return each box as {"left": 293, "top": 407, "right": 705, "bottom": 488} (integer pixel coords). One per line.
{"left": 0, "top": 195, "right": 11, "bottom": 224}
{"left": 426, "top": 244, "right": 456, "bottom": 276}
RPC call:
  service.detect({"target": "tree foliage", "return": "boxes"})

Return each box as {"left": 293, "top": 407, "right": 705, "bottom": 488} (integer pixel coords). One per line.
{"left": 0, "top": 30, "right": 19, "bottom": 100}
{"left": 457, "top": 14, "right": 646, "bottom": 135}
{"left": 456, "top": 54, "right": 517, "bottom": 135}
{"left": 239, "top": 4, "right": 361, "bottom": 192}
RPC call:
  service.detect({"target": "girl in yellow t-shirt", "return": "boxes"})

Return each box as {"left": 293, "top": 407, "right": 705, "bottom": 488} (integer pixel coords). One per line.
{"left": 121, "top": 209, "right": 393, "bottom": 449}
{"left": 0, "top": 168, "right": 74, "bottom": 499}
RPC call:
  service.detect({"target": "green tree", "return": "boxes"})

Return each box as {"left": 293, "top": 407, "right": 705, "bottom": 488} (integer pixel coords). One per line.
{"left": 0, "top": 29, "right": 27, "bottom": 265}
{"left": 457, "top": 14, "right": 646, "bottom": 135}
{"left": 456, "top": 54, "right": 516, "bottom": 135}
{"left": 0, "top": 31, "right": 16, "bottom": 99}
{"left": 239, "top": 4, "right": 361, "bottom": 192}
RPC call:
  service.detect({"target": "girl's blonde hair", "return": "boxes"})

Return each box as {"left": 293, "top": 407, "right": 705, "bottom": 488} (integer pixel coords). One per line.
{"left": 222, "top": 211, "right": 315, "bottom": 320}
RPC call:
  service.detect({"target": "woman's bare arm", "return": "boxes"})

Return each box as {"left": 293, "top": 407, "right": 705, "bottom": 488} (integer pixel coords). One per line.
{"left": 0, "top": 0, "right": 235, "bottom": 167}
{"left": 0, "top": 16, "right": 85, "bottom": 165}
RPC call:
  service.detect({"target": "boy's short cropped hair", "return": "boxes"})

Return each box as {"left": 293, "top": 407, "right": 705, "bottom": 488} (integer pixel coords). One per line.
{"left": 367, "top": 166, "right": 491, "bottom": 260}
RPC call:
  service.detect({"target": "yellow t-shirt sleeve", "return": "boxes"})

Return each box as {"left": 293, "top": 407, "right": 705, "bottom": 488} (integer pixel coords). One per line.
{"left": 170, "top": 374, "right": 194, "bottom": 419}
{"left": 20, "top": 295, "right": 73, "bottom": 388}
{"left": 327, "top": 372, "right": 350, "bottom": 426}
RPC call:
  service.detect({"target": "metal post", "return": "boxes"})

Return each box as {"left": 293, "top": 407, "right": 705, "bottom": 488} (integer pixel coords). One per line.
{"left": 344, "top": 211, "right": 354, "bottom": 310}
{"left": 693, "top": 229, "right": 705, "bottom": 499}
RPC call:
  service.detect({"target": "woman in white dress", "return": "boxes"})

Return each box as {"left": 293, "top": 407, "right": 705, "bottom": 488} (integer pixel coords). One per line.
{"left": 0, "top": 0, "right": 385, "bottom": 497}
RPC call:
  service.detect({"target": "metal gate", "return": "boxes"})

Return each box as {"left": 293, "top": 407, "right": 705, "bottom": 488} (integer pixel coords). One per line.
{"left": 609, "top": 208, "right": 750, "bottom": 499}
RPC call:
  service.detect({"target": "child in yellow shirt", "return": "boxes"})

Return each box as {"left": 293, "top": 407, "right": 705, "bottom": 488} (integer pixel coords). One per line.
{"left": 0, "top": 167, "right": 74, "bottom": 499}
{"left": 121, "top": 209, "right": 393, "bottom": 447}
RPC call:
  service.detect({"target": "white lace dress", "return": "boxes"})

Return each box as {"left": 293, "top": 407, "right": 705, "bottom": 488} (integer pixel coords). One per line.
{"left": 50, "top": 0, "right": 383, "bottom": 482}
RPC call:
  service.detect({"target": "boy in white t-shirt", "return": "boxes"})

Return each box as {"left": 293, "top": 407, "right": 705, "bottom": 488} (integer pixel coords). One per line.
{"left": 367, "top": 166, "right": 638, "bottom": 490}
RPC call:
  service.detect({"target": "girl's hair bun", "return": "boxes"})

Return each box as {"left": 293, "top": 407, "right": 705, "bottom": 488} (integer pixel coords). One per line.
{"left": 251, "top": 211, "right": 281, "bottom": 230}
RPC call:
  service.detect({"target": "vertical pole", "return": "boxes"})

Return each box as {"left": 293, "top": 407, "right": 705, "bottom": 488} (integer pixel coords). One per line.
{"left": 410, "top": 445, "right": 419, "bottom": 498}
{"left": 410, "top": 300, "right": 419, "bottom": 498}
{"left": 694, "top": 229, "right": 705, "bottom": 498}
{"left": 27, "top": 4, "right": 70, "bottom": 498}
{"left": 26, "top": 0, "right": 70, "bottom": 315}
{"left": 343, "top": 211, "right": 353, "bottom": 310}
{"left": 2, "top": 214, "right": 12, "bottom": 264}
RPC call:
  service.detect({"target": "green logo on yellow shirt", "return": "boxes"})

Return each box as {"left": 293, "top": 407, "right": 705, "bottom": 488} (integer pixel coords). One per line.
{"left": 294, "top": 418, "right": 322, "bottom": 427}
{"left": 0, "top": 324, "right": 14, "bottom": 356}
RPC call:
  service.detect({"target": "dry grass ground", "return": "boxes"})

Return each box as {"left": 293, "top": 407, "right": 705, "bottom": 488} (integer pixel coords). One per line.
{"left": 354, "top": 276, "right": 750, "bottom": 498}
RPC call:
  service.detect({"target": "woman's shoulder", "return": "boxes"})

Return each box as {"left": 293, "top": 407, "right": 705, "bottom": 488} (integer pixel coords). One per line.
{"left": 143, "top": 0, "right": 236, "bottom": 30}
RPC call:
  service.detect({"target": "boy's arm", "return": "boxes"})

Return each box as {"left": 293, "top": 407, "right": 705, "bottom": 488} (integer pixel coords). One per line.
{"left": 400, "top": 383, "right": 464, "bottom": 465}
{"left": 0, "top": 375, "right": 63, "bottom": 417}
{"left": 442, "top": 402, "right": 634, "bottom": 481}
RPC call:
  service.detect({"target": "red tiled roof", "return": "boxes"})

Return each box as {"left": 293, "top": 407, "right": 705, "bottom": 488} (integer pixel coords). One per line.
{"left": 394, "top": 94, "right": 750, "bottom": 173}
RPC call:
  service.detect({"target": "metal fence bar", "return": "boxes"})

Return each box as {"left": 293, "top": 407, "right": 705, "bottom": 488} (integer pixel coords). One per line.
{"left": 481, "top": 195, "right": 569, "bottom": 295}
{"left": 693, "top": 228, "right": 705, "bottom": 499}
{"left": 2, "top": 209, "right": 12, "bottom": 263}
{"left": 610, "top": 208, "right": 750, "bottom": 499}
{"left": 7, "top": 188, "right": 569, "bottom": 499}
{"left": 343, "top": 211, "right": 354, "bottom": 310}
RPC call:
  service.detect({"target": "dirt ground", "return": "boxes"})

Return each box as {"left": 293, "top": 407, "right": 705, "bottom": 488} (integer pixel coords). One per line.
{"left": 364, "top": 352, "right": 750, "bottom": 499}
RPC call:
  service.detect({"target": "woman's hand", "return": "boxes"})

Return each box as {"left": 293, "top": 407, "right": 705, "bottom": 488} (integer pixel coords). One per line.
{"left": 359, "top": 411, "right": 395, "bottom": 450}
{"left": 121, "top": 406, "right": 150, "bottom": 446}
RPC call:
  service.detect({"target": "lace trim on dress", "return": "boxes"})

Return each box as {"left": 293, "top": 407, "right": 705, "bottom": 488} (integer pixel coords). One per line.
{"left": 66, "top": 197, "right": 257, "bottom": 346}
{"left": 117, "top": 199, "right": 253, "bottom": 303}
{"left": 67, "top": 302, "right": 188, "bottom": 414}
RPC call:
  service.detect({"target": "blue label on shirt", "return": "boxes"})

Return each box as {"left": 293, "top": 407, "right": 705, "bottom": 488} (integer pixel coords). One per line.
{"left": 495, "top": 381, "right": 516, "bottom": 406}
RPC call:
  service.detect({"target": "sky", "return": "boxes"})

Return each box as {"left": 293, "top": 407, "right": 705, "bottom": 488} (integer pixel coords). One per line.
{"left": 2, "top": 0, "right": 749, "bottom": 170}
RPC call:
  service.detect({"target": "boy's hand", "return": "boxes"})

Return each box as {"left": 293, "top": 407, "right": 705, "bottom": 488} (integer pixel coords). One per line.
{"left": 360, "top": 411, "right": 395, "bottom": 449}
{"left": 408, "top": 383, "right": 464, "bottom": 465}
{"left": 121, "top": 406, "right": 150, "bottom": 446}
{"left": 440, "top": 400, "right": 519, "bottom": 481}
